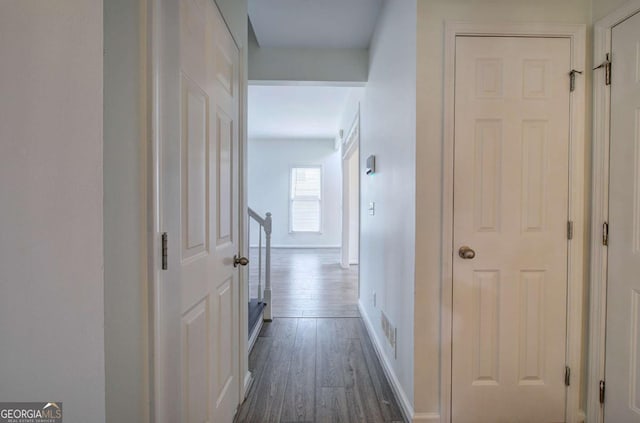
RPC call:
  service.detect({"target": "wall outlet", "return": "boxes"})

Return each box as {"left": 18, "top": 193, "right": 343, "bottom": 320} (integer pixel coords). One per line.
{"left": 372, "top": 291, "right": 376, "bottom": 307}
{"left": 368, "top": 202, "right": 375, "bottom": 216}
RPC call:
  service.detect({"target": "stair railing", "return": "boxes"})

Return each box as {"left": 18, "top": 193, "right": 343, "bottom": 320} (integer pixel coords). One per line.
{"left": 248, "top": 207, "right": 272, "bottom": 321}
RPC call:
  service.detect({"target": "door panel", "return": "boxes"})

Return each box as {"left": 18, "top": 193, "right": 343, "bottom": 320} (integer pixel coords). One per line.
{"left": 215, "top": 277, "right": 234, "bottom": 404}
{"left": 181, "top": 76, "right": 209, "bottom": 260}
{"left": 183, "top": 299, "right": 209, "bottom": 423}
{"left": 604, "top": 10, "right": 640, "bottom": 422}
{"left": 452, "top": 36, "right": 571, "bottom": 422}
{"left": 216, "top": 109, "right": 233, "bottom": 244}
{"left": 156, "top": 0, "right": 241, "bottom": 421}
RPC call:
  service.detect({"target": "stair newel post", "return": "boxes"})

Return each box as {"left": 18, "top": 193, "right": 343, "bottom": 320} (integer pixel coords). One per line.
{"left": 263, "top": 212, "right": 273, "bottom": 321}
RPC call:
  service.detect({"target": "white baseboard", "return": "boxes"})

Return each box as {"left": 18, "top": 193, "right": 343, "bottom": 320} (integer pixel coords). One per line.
{"left": 358, "top": 301, "right": 420, "bottom": 423}
{"left": 242, "top": 371, "right": 254, "bottom": 400}
{"left": 249, "top": 245, "right": 341, "bottom": 249}
{"left": 248, "top": 314, "right": 263, "bottom": 353}
{"left": 577, "top": 409, "right": 586, "bottom": 423}
{"left": 413, "top": 412, "right": 441, "bottom": 422}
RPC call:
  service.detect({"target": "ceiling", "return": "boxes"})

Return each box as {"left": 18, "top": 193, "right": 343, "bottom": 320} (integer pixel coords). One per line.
{"left": 248, "top": 0, "right": 383, "bottom": 49}
{"left": 248, "top": 85, "right": 353, "bottom": 139}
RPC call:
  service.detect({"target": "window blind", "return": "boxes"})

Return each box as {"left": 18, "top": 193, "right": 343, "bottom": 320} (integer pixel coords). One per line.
{"left": 290, "top": 167, "right": 321, "bottom": 232}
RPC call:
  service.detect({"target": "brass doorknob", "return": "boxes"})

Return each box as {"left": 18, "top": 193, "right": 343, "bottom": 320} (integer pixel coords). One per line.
{"left": 458, "top": 246, "right": 476, "bottom": 259}
{"left": 233, "top": 255, "right": 249, "bottom": 267}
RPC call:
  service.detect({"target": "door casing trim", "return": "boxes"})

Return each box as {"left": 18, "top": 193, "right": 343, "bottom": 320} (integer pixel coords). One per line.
{"left": 341, "top": 107, "right": 360, "bottom": 271}
{"left": 589, "top": 2, "right": 640, "bottom": 422}
{"left": 441, "top": 21, "right": 587, "bottom": 423}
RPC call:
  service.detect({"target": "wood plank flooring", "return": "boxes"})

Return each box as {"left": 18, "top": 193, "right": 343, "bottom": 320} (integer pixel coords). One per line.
{"left": 249, "top": 248, "right": 359, "bottom": 318}
{"left": 236, "top": 318, "right": 405, "bottom": 423}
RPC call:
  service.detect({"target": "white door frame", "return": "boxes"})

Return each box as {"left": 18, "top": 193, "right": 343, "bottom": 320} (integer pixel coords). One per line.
{"left": 441, "top": 22, "right": 587, "bottom": 423}
{"left": 588, "top": 2, "right": 640, "bottom": 422}
{"left": 147, "top": 0, "right": 250, "bottom": 418}
{"left": 341, "top": 108, "right": 360, "bottom": 270}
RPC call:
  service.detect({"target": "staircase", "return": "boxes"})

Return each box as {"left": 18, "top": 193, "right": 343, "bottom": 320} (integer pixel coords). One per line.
{"left": 247, "top": 208, "right": 272, "bottom": 348}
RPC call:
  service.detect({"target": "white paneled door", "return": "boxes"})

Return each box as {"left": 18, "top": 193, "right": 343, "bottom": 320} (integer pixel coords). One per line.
{"left": 604, "top": 10, "right": 640, "bottom": 422}
{"left": 452, "top": 36, "right": 571, "bottom": 422}
{"left": 155, "top": 0, "right": 241, "bottom": 422}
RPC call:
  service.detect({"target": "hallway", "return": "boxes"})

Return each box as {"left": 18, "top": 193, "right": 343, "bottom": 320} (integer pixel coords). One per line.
{"left": 237, "top": 318, "right": 404, "bottom": 423}
{"left": 250, "top": 248, "right": 359, "bottom": 318}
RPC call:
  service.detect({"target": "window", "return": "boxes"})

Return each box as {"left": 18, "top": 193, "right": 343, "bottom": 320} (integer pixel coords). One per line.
{"left": 290, "top": 166, "right": 322, "bottom": 233}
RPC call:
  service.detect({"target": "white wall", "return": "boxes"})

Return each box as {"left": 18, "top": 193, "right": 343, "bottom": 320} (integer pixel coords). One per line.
{"left": 249, "top": 25, "right": 368, "bottom": 84}
{"left": 592, "top": 0, "right": 629, "bottom": 21}
{"left": 104, "top": 0, "right": 149, "bottom": 422}
{"left": 358, "top": 0, "right": 417, "bottom": 412}
{"left": 0, "top": 1, "right": 105, "bottom": 422}
{"left": 414, "top": 0, "right": 591, "bottom": 416}
{"left": 248, "top": 138, "right": 342, "bottom": 248}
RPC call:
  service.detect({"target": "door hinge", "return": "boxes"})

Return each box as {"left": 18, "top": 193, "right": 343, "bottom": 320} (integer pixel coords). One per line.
{"left": 161, "top": 232, "right": 168, "bottom": 270}
{"left": 567, "top": 221, "right": 574, "bottom": 240}
{"left": 569, "top": 69, "right": 583, "bottom": 92}
{"left": 594, "top": 53, "right": 611, "bottom": 86}
{"left": 603, "top": 221, "right": 609, "bottom": 246}
{"left": 565, "top": 366, "right": 571, "bottom": 387}
{"left": 599, "top": 380, "right": 606, "bottom": 404}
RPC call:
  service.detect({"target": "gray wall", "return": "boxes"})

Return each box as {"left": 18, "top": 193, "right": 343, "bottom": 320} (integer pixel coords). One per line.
{"left": 0, "top": 1, "right": 105, "bottom": 422}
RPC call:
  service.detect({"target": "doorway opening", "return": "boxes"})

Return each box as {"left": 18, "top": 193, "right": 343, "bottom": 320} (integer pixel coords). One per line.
{"left": 246, "top": 84, "right": 363, "bottom": 342}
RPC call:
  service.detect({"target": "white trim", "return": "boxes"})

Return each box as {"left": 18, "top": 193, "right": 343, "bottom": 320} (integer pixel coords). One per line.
{"left": 249, "top": 244, "right": 342, "bottom": 249}
{"left": 577, "top": 410, "right": 586, "bottom": 422}
{"left": 149, "top": 1, "right": 161, "bottom": 421}
{"left": 442, "top": 21, "right": 587, "bottom": 423}
{"left": 342, "top": 109, "right": 360, "bottom": 160}
{"left": 589, "top": 3, "right": 640, "bottom": 422}
{"left": 238, "top": 39, "right": 251, "bottom": 404}
{"left": 248, "top": 80, "right": 367, "bottom": 88}
{"left": 248, "top": 314, "right": 263, "bottom": 353}
{"left": 412, "top": 413, "right": 441, "bottom": 422}
{"left": 243, "top": 371, "right": 254, "bottom": 401}
{"left": 358, "top": 301, "right": 419, "bottom": 422}
{"left": 341, "top": 106, "right": 361, "bottom": 270}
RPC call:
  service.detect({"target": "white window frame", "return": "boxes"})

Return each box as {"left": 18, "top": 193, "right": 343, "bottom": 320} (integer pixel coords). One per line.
{"left": 289, "top": 165, "right": 323, "bottom": 234}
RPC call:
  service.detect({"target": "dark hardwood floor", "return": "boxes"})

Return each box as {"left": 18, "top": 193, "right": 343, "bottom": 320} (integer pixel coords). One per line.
{"left": 249, "top": 248, "right": 359, "bottom": 318}
{"left": 236, "top": 318, "right": 405, "bottom": 423}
